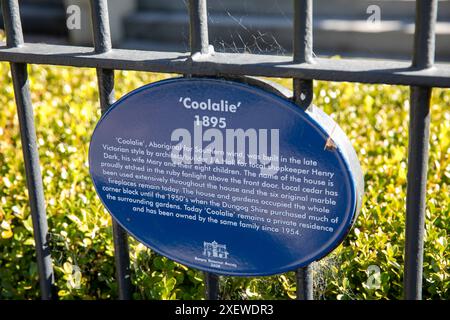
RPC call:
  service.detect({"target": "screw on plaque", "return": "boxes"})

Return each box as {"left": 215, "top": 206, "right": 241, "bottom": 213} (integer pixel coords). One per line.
{"left": 324, "top": 138, "right": 337, "bottom": 151}
{"left": 324, "top": 124, "right": 338, "bottom": 151}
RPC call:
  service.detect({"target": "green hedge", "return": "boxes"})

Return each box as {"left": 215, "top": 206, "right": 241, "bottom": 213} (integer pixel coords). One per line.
{"left": 0, "top": 59, "right": 448, "bottom": 299}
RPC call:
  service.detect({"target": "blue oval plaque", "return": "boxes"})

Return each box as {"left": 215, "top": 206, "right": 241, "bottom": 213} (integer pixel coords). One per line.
{"left": 89, "top": 77, "right": 364, "bottom": 276}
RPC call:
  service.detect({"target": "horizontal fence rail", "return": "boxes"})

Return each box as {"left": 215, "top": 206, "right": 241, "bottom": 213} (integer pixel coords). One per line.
{"left": 0, "top": 0, "right": 448, "bottom": 301}
{"left": 0, "top": 44, "right": 449, "bottom": 88}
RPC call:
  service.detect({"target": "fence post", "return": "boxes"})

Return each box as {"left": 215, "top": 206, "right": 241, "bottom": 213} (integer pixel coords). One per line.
{"left": 188, "top": 0, "right": 210, "bottom": 55}
{"left": 204, "top": 273, "right": 219, "bottom": 300}
{"left": 187, "top": 0, "right": 219, "bottom": 300}
{"left": 89, "top": 0, "right": 133, "bottom": 300}
{"left": 293, "top": 0, "right": 314, "bottom": 300}
{"left": 1, "top": 0, "right": 55, "bottom": 300}
{"left": 404, "top": 0, "right": 437, "bottom": 301}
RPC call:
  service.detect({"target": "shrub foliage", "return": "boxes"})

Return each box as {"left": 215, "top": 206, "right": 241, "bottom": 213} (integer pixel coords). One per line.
{"left": 0, "top": 60, "right": 448, "bottom": 299}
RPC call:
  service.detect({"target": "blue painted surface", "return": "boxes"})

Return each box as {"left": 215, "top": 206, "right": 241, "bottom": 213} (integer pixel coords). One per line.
{"left": 89, "top": 77, "right": 363, "bottom": 276}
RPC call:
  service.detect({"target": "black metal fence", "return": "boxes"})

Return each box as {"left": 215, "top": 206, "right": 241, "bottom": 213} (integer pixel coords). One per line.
{"left": 0, "top": 0, "right": 448, "bottom": 300}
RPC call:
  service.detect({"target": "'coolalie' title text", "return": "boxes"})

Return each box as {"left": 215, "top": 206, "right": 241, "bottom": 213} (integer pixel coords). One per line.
{"left": 171, "top": 96, "right": 280, "bottom": 176}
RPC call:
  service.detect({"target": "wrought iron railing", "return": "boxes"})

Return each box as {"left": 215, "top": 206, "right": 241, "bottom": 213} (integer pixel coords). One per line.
{"left": 0, "top": 0, "right": 448, "bottom": 300}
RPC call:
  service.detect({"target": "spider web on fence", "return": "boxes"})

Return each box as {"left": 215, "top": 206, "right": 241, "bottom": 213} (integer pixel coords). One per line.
{"left": 312, "top": 253, "right": 358, "bottom": 300}
{"left": 180, "top": 0, "right": 291, "bottom": 55}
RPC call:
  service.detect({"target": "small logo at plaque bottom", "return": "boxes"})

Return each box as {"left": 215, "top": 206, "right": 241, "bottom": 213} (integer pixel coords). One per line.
{"left": 203, "top": 241, "right": 229, "bottom": 259}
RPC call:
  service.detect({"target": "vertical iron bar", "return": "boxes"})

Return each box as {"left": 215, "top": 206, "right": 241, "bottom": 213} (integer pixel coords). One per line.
{"left": 412, "top": 0, "right": 437, "bottom": 69}
{"left": 1, "top": 0, "right": 55, "bottom": 300}
{"left": 293, "top": 0, "right": 314, "bottom": 300}
{"left": 296, "top": 264, "right": 314, "bottom": 300}
{"left": 89, "top": 0, "right": 133, "bottom": 300}
{"left": 293, "top": 0, "right": 313, "bottom": 64}
{"left": 404, "top": 0, "right": 437, "bottom": 301}
{"left": 1, "top": 0, "right": 23, "bottom": 47}
{"left": 204, "top": 273, "right": 219, "bottom": 300}
{"left": 404, "top": 87, "right": 431, "bottom": 300}
{"left": 111, "top": 220, "right": 133, "bottom": 299}
{"left": 188, "top": 0, "right": 210, "bottom": 54}
{"left": 293, "top": 0, "right": 314, "bottom": 111}
{"left": 187, "top": 0, "right": 219, "bottom": 300}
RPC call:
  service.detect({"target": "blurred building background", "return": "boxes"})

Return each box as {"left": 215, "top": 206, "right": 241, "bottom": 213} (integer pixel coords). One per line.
{"left": 1, "top": 0, "right": 450, "bottom": 61}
